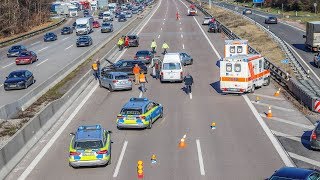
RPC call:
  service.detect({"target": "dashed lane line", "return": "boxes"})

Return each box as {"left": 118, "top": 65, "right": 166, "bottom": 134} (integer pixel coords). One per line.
{"left": 62, "top": 37, "right": 70, "bottom": 41}
{"left": 272, "top": 130, "right": 309, "bottom": 145}
{"left": 196, "top": 139, "right": 205, "bottom": 176}
{"left": 182, "top": 44, "right": 185, "bottom": 49}
{"left": 65, "top": 44, "right": 74, "bottom": 50}
{"left": 181, "top": 34, "right": 183, "bottom": 38}
{"left": 252, "top": 93, "right": 284, "bottom": 100}
{"left": 189, "top": 92, "right": 192, "bottom": 99}
{"left": 161, "top": 27, "right": 163, "bottom": 30}
{"left": 113, "top": 141, "right": 128, "bottom": 178}
{"left": 2, "top": 62, "right": 14, "bottom": 69}
{"left": 260, "top": 113, "right": 314, "bottom": 129}
{"left": 31, "top": 41, "right": 40, "bottom": 46}
{"left": 158, "top": 34, "right": 161, "bottom": 39}
{"left": 289, "top": 152, "right": 320, "bottom": 167}
{"left": 38, "top": 46, "right": 48, "bottom": 52}
{"left": 251, "top": 101, "right": 294, "bottom": 112}
{"left": 36, "top": 59, "right": 49, "bottom": 66}
{"left": 180, "top": 27, "right": 182, "bottom": 31}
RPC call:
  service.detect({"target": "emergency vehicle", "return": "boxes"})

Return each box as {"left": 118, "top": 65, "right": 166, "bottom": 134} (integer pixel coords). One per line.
{"left": 224, "top": 39, "right": 248, "bottom": 58}
{"left": 188, "top": 4, "right": 197, "bottom": 16}
{"left": 220, "top": 54, "right": 271, "bottom": 94}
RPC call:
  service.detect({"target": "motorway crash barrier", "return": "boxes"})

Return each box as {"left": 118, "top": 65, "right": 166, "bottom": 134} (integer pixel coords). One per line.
{"left": 0, "top": 13, "right": 141, "bottom": 120}
{"left": 0, "top": 2, "right": 159, "bottom": 179}
{"left": 187, "top": 0, "right": 320, "bottom": 113}
{"left": 0, "top": 18, "right": 66, "bottom": 48}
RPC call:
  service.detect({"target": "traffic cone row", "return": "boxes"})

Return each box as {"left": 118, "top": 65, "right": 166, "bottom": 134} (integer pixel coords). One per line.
{"left": 137, "top": 160, "right": 144, "bottom": 179}
{"left": 267, "top": 106, "right": 272, "bottom": 118}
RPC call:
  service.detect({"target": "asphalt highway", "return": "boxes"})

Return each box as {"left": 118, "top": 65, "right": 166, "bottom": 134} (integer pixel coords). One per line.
{"left": 6, "top": 0, "right": 286, "bottom": 179}
{"left": 215, "top": 1, "right": 320, "bottom": 84}
{"left": 0, "top": 12, "right": 134, "bottom": 107}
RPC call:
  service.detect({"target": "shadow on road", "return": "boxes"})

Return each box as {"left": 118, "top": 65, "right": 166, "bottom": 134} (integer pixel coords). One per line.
{"left": 292, "top": 44, "right": 308, "bottom": 52}
{"left": 210, "top": 81, "right": 222, "bottom": 93}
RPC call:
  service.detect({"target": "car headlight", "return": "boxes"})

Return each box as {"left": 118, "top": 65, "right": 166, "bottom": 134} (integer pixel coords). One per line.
{"left": 17, "top": 81, "right": 25, "bottom": 84}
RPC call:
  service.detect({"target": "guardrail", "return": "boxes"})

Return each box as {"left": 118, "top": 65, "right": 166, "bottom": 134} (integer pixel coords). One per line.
{"left": 187, "top": 0, "right": 320, "bottom": 113}
{"left": 0, "top": 18, "right": 66, "bottom": 48}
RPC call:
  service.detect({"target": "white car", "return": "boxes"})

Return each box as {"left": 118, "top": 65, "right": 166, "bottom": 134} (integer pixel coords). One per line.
{"left": 202, "top": 17, "right": 211, "bottom": 25}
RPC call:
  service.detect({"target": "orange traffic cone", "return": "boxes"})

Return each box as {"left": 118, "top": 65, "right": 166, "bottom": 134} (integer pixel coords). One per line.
{"left": 267, "top": 106, "right": 272, "bottom": 118}
{"left": 255, "top": 96, "right": 260, "bottom": 103}
{"left": 274, "top": 88, "right": 281, "bottom": 97}
{"left": 178, "top": 138, "right": 186, "bottom": 148}
{"left": 137, "top": 160, "right": 144, "bottom": 179}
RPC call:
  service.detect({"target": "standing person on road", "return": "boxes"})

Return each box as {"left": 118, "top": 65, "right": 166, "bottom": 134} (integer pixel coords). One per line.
{"left": 139, "top": 71, "right": 148, "bottom": 92}
{"left": 125, "top": 36, "right": 129, "bottom": 48}
{"left": 151, "top": 39, "right": 157, "bottom": 54}
{"left": 92, "top": 60, "right": 100, "bottom": 80}
{"left": 183, "top": 72, "right": 194, "bottom": 94}
{"left": 162, "top": 41, "right": 169, "bottom": 55}
{"left": 176, "top": 11, "right": 180, "bottom": 20}
{"left": 152, "top": 59, "right": 160, "bottom": 79}
{"left": 133, "top": 64, "right": 141, "bottom": 85}
{"left": 117, "top": 37, "right": 124, "bottom": 51}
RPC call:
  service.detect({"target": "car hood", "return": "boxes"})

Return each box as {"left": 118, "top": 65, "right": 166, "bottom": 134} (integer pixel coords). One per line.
{"left": 5, "top": 77, "right": 25, "bottom": 83}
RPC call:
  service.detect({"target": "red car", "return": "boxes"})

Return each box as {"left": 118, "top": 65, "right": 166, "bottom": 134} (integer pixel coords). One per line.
{"left": 93, "top": 21, "right": 100, "bottom": 28}
{"left": 15, "top": 51, "right": 38, "bottom": 65}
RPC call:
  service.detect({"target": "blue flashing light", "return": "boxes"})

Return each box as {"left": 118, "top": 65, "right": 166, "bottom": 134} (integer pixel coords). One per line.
{"left": 136, "top": 119, "right": 143, "bottom": 124}
{"left": 118, "top": 119, "right": 124, "bottom": 124}
{"left": 130, "top": 97, "right": 148, "bottom": 101}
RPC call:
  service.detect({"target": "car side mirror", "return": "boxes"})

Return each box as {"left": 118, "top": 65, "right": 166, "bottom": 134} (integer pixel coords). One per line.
{"left": 69, "top": 132, "right": 75, "bottom": 136}
{"left": 303, "top": 35, "right": 306, "bottom": 38}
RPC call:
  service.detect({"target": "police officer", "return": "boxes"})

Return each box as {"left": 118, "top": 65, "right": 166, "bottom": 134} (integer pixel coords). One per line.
{"left": 162, "top": 41, "right": 169, "bottom": 55}
{"left": 151, "top": 39, "right": 157, "bottom": 54}
{"left": 183, "top": 72, "right": 194, "bottom": 94}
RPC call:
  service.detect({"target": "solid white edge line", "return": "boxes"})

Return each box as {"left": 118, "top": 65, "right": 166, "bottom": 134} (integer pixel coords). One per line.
{"left": 243, "top": 95, "right": 295, "bottom": 167}
{"left": 36, "top": 59, "right": 49, "bottom": 67}
{"left": 113, "top": 141, "right": 128, "bottom": 177}
{"left": 62, "top": 37, "right": 70, "bottom": 41}
{"left": 18, "top": 83, "right": 99, "bottom": 180}
{"left": 2, "top": 62, "right": 14, "bottom": 69}
{"left": 196, "top": 139, "right": 205, "bottom": 176}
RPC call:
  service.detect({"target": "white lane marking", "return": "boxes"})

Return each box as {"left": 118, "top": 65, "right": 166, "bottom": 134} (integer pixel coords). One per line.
{"left": 62, "top": 37, "right": 70, "bottom": 41}
{"left": 158, "top": 34, "right": 161, "bottom": 39}
{"left": 0, "top": 84, "right": 3, "bottom": 87}
{"left": 38, "top": 46, "right": 48, "bottom": 52}
{"left": 260, "top": 113, "right": 314, "bottom": 129}
{"left": 2, "top": 62, "right": 14, "bottom": 69}
{"left": 181, "top": 0, "right": 293, "bottom": 167}
{"left": 113, "top": 141, "right": 128, "bottom": 177}
{"left": 196, "top": 139, "right": 205, "bottom": 176}
{"left": 164, "top": 18, "right": 166, "bottom": 21}
{"left": 163, "top": 22, "right": 165, "bottom": 25}
{"left": 181, "top": 34, "right": 183, "bottom": 38}
{"left": 182, "top": 44, "right": 185, "bottom": 49}
{"left": 272, "top": 130, "right": 309, "bottom": 144}
{"left": 253, "top": 93, "right": 284, "bottom": 100}
{"left": 36, "top": 59, "right": 49, "bottom": 66}
{"left": 189, "top": 92, "right": 192, "bottom": 99}
{"left": 65, "top": 44, "right": 74, "bottom": 50}
{"left": 180, "top": 27, "right": 182, "bottom": 31}
{"left": 243, "top": 95, "right": 295, "bottom": 167}
{"left": 161, "top": 27, "right": 163, "bottom": 30}
{"left": 18, "top": 82, "right": 99, "bottom": 180}
{"left": 139, "top": 91, "right": 143, "bottom": 98}
{"left": 285, "top": 41, "right": 320, "bottom": 82}
{"left": 289, "top": 152, "right": 320, "bottom": 167}
{"left": 31, "top": 41, "right": 40, "bottom": 46}
{"left": 251, "top": 101, "right": 294, "bottom": 112}
{"left": 179, "top": 22, "right": 181, "bottom": 25}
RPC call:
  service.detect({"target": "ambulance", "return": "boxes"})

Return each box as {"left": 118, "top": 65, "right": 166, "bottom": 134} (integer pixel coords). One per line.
{"left": 220, "top": 54, "right": 271, "bottom": 94}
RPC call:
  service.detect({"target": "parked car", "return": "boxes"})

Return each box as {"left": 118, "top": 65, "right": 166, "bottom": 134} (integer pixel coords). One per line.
{"left": 132, "top": 8, "right": 139, "bottom": 14}
{"left": 208, "top": 22, "right": 221, "bottom": 33}
{"left": 118, "top": 14, "right": 127, "bottom": 22}
{"left": 93, "top": 20, "right": 101, "bottom": 28}
{"left": 101, "top": 22, "right": 114, "bottom": 33}
{"left": 134, "top": 50, "right": 154, "bottom": 64}
{"left": 125, "top": 11, "right": 132, "bottom": 18}
{"left": 115, "top": 11, "right": 121, "bottom": 18}
{"left": 61, "top": 26, "right": 73, "bottom": 35}
{"left": 44, "top": 32, "right": 57, "bottom": 42}
{"left": 15, "top": 51, "right": 38, "bottom": 65}
{"left": 98, "top": 12, "right": 104, "bottom": 19}
{"left": 99, "top": 72, "right": 132, "bottom": 91}
{"left": 267, "top": 167, "right": 320, "bottom": 180}
{"left": 310, "top": 121, "right": 320, "bottom": 149}
{"left": 76, "top": 35, "right": 93, "bottom": 47}
{"left": 265, "top": 16, "right": 278, "bottom": 24}
{"left": 102, "top": 59, "right": 148, "bottom": 75}
{"left": 7, "top": 45, "right": 27, "bottom": 58}
{"left": 202, "top": 17, "right": 212, "bottom": 25}
{"left": 83, "top": 9, "right": 89, "bottom": 16}
{"left": 4, "top": 70, "right": 35, "bottom": 91}
{"left": 179, "top": 52, "right": 193, "bottom": 65}
{"left": 127, "top": 35, "right": 139, "bottom": 47}
{"left": 242, "top": 8, "right": 252, "bottom": 15}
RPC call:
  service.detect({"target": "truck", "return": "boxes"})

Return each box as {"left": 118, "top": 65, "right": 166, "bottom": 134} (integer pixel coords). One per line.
{"left": 220, "top": 54, "right": 270, "bottom": 94}
{"left": 75, "top": 17, "right": 93, "bottom": 35}
{"left": 303, "top": 21, "right": 320, "bottom": 52}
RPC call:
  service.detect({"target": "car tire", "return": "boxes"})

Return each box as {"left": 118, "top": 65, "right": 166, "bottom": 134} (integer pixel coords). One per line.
{"left": 250, "top": 85, "right": 255, "bottom": 93}
{"left": 160, "top": 108, "right": 163, "bottom": 118}
{"left": 109, "top": 84, "right": 114, "bottom": 92}
{"left": 147, "top": 120, "right": 152, "bottom": 129}
{"left": 263, "top": 76, "right": 271, "bottom": 86}
{"left": 24, "top": 83, "right": 28, "bottom": 89}
{"left": 190, "top": 59, "right": 193, "bottom": 65}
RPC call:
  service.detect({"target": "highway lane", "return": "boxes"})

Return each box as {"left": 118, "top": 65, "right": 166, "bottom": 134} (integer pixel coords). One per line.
{"left": 0, "top": 13, "right": 136, "bottom": 107}
{"left": 11, "top": 0, "right": 286, "bottom": 179}
{"left": 213, "top": 2, "right": 320, "bottom": 84}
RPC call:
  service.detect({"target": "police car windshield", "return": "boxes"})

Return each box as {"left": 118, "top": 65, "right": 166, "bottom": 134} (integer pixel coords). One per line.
{"left": 74, "top": 140, "right": 103, "bottom": 150}
{"left": 121, "top": 108, "right": 142, "bottom": 115}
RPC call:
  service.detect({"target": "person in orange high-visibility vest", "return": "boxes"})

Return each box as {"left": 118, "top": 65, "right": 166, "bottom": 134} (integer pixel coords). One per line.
{"left": 139, "top": 71, "right": 148, "bottom": 92}
{"left": 133, "top": 64, "right": 141, "bottom": 85}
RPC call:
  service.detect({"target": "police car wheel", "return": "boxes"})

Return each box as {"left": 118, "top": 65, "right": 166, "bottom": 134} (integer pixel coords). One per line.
{"left": 147, "top": 120, "right": 152, "bottom": 129}
{"left": 160, "top": 108, "right": 163, "bottom": 118}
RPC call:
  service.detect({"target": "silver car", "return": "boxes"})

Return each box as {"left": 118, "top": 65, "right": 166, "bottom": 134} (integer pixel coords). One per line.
{"left": 125, "top": 11, "right": 132, "bottom": 18}
{"left": 179, "top": 52, "right": 193, "bottom": 65}
{"left": 99, "top": 72, "right": 132, "bottom": 91}
{"left": 202, "top": 17, "right": 211, "bottom": 25}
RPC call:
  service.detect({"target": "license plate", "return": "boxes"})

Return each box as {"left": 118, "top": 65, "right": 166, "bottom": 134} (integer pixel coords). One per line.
{"left": 83, "top": 153, "right": 94, "bottom": 156}
{"left": 10, "top": 85, "right": 16, "bottom": 87}
{"left": 126, "top": 115, "right": 135, "bottom": 120}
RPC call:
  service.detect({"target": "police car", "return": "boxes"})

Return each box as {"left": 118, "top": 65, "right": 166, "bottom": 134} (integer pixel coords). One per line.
{"left": 69, "top": 124, "right": 112, "bottom": 168}
{"left": 117, "top": 98, "right": 163, "bottom": 129}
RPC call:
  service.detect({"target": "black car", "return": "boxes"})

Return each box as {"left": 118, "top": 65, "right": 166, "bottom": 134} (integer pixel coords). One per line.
{"left": 208, "top": 22, "right": 221, "bottom": 33}
{"left": 127, "top": 35, "right": 139, "bottom": 47}
{"left": 102, "top": 59, "right": 148, "bottom": 75}
{"left": 115, "top": 11, "right": 121, "bottom": 18}
{"left": 98, "top": 12, "right": 104, "bottom": 19}
{"left": 265, "top": 16, "right": 278, "bottom": 24}
{"left": 7, "top": 45, "right": 27, "bottom": 58}
{"left": 44, "top": 32, "right": 57, "bottom": 42}
{"left": 72, "top": 22, "right": 77, "bottom": 29}
{"left": 134, "top": 50, "right": 153, "bottom": 64}
{"left": 4, "top": 70, "right": 35, "bottom": 91}
{"left": 101, "top": 22, "right": 114, "bottom": 33}
{"left": 310, "top": 121, "right": 320, "bottom": 149}
{"left": 268, "top": 167, "right": 320, "bottom": 180}
{"left": 118, "top": 14, "right": 127, "bottom": 22}
{"left": 83, "top": 10, "right": 89, "bottom": 16}
{"left": 76, "top": 35, "right": 93, "bottom": 47}
{"left": 61, "top": 26, "right": 73, "bottom": 35}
